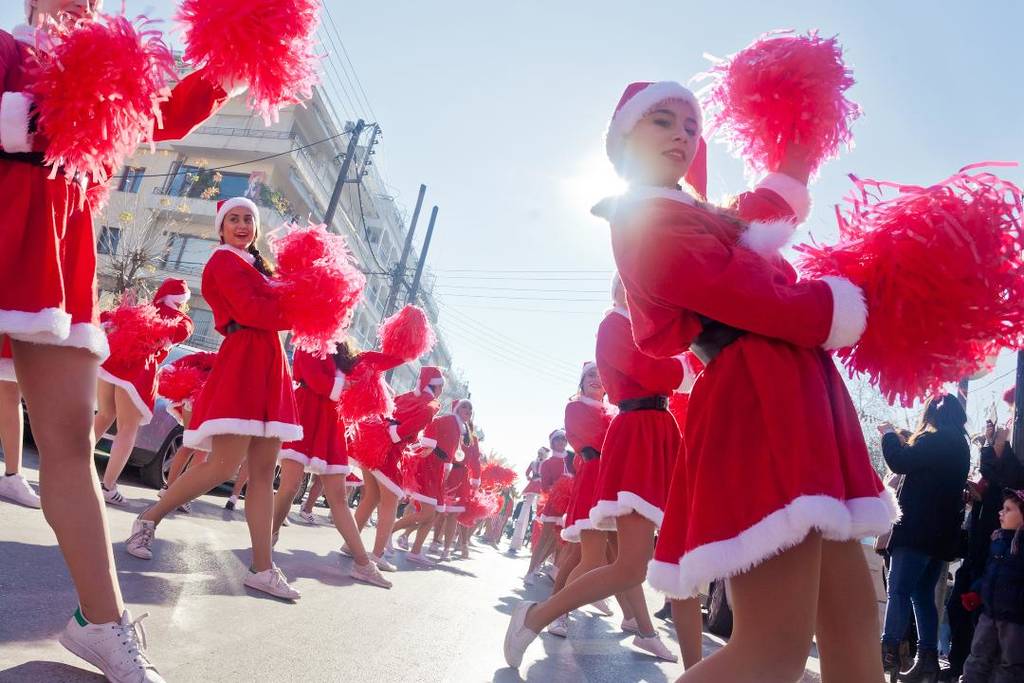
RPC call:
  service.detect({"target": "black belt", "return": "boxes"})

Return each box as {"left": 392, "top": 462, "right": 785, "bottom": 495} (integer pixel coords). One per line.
{"left": 224, "top": 321, "right": 253, "bottom": 335}
{"left": 579, "top": 446, "right": 601, "bottom": 462}
{"left": 0, "top": 150, "right": 46, "bottom": 166}
{"left": 690, "top": 316, "right": 747, "bottom": 365}
{"left": 617, "top": 395, "right": 669, "bottom": 412}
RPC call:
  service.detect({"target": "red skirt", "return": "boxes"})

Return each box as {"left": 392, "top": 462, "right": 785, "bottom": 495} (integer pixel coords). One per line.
{"left": 443, "top": 464, "right": 471, "bottom": 513}
{"left": 648, "top": 336, "right": 899, "bottom": 599}
{"left": 279, "top": 384, "right": 349, "bottom": 475}
{"left": 403, "top": 452, "right": 446, "bottom": 509}
{"left": 588, "top": 409, "right": 680, "bottom": 531}
{"left": 561, "top": 457, "right": 601, "bottom": 542}
{"left": 98, "top": 358, "right": 158, "bottom": 426}
{"left": 539, "top": 475, "right": 573, "bottom": 527}
{"left": 184, "top": 328, "right": 301, "bottom": 452}
{"left": 0, "top": 162, "right": 107, "bottom": 359}
{"left": 366, "top": 442, "right": 407, "bottom": 498}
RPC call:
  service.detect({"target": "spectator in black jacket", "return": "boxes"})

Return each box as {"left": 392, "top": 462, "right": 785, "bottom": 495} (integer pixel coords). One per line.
{"left": 960, "top": 488, "right": 1024, "bottom": 682}
{"left": 880, "top": 394, "right": 971, "bottom": 681}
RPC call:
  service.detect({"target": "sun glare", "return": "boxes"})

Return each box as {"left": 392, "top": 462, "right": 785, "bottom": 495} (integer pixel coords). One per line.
{"left": 562, "top": 154, "right": 628, "bottom": 215}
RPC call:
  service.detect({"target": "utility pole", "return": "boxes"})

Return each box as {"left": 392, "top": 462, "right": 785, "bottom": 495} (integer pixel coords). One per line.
{"left": 381, "top": 184, "right": 426, "bottom": 319}
{"left": 358, "top": 124, "right": 381, "bottom": 180}
{"left": 1013, "top": 351, "right": 1024, "bottom": 450}
{"left": 323, "top": 119, "right": 365, "bottom": 229}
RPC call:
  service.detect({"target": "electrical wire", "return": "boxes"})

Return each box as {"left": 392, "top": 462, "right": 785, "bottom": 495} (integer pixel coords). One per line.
{"left": 435, "top": 284, "right": 609, "bottom": 294}
{"left": 437, "top": 312, "right": 581, "bottom": 375}
{"left": 438, "top": 322, "right": 577, "bottom": 386}
{"left": 322, "top": 2, "right": 379, "bottom": 122}
{"left": 437, "top": 293, "right": 607, "bottom": 303}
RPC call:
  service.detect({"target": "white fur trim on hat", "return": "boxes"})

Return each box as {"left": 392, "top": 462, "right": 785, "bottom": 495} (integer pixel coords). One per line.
{"left": 605, "top": 81, "right": 703, "bottom": 165}
{"left": 821, "top": 276, "right": 868, "bottom": 351}
{"left": 215, "top": 197, "right": 261, "bottom": 233}
{"left": 738, "top": 219, "right": 798, "bottom": 258}
{"left": 755, "top": 172, "right": 812, "bottom": 223}
{"left": 1, "top": 91, "right": 34, "bottom": 154}
{"left": 159, "top": 293, "right": 190, "bottom": 308}
{"left": 580, "top": 361, "right": 598, "bottom": 380}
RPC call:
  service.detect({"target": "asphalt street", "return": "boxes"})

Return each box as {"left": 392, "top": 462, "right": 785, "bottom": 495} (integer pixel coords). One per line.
{"left": 0, "top": 446, "right": 822, "bottom": 682}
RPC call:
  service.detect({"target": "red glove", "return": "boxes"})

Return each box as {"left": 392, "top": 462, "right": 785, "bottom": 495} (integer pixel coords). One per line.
{"left": 961, "top": 592, "right": 982, "bottom": 612}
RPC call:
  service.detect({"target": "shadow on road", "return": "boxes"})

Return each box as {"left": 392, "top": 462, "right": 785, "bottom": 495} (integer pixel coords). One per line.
{"left": 0, "top": 660, "right": 104, "bottom": 682}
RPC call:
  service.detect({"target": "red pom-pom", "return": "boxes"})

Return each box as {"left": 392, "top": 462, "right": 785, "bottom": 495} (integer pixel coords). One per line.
{"left": 102, "top": 295, "right": 180, "bottom": 369}
{"left": 378, "top": 305, "right": 436, "bottom": 362}
{"left": 177, "top": 0, "right": 320, "bottom": 124}
{"left": 29, "top": 13, "right": 175, "bottom": 185}
{"left": 703, "top": 30, "right": 860, "bottom": 175}
{"left": 797, "top": 164, "right": 1024, "bottom": 405}
{"left": 157, "top": 351, "right": 217, "bottom": 402}
{"left": 337, "top": 357, "right": 395, "bottom": 423}
{"left": 458, "top": 490, "right": 500, "bottom": 528}
{"left": 347, "top": 418, "right": 395, "bottom": 471}
{"left": 268, "top": 222, "right": 365, "bottom": 358}
{"left": 541, "top": 476, "right": 575, "bottom": 516}
{"left": 1004, "top": 386, "right": 1016, "bottom": 406}
{"left": 480, "top": 463, "right": 517, "bottom": 491}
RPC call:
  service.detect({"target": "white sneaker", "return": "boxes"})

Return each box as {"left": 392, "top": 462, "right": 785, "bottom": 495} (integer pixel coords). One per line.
{"left": 370, "top": 553, "right": 397, "bottom": 572}
{"left": 299, "top": 510, "right": 316, "bottom": 525}
{"left": 281, "top": 515, "right": 291, "bottom": 527}
{"left": 438, "top": 550, "right": 451, "bottom": 562}
{"left": 349, "top": 559, "right": 393, "bottom": 589}
{"left": 396, "top": 535, "right": 410, "bottom": 551}
{"left": 339, "top": 544, "right": 354, "bottom": 558}
{"left": 620, "top": 617, "right": 640, "bottom": 634}
{"left": 59, "top": 608, "right": 163, "bottom": 682}
{"left": 157, "top": 487, "right": 166, "bottom": 499}
{"left": 406, "top": 552, "right": 435, "bottom": 567}
{"left": 176, "top": 501, "right": 191, "bottom": 514}
{"left": 428, "top": 541, "right": 442, "bottom": 554}
{"left": 0, "top": 473, "right": 41, "bottom": 508}
{"left": 632, "top": 633, "right": 678, "bottom": 662}
{"left": 503, "top": 601, "right": 538, "bottom": 668}
{"left": 524, "top": 573, "right": 536, "bottom": 586}
{"left": 547, "top": 614, "right": 569, "bottom": 638}
{"left": 384, "top": 540, "right": 396, "bottom": 557}
{"left": 589, "top": 599, "right": 614, "bottom": 616}
{"left": 102, "top": 485, "right": 128, "bottom": 507}
{"left": 125, "top": 519, "right": 156, "bottom": 560}
{"left": 243, "top": 566, "right": 301, "bottom": 600}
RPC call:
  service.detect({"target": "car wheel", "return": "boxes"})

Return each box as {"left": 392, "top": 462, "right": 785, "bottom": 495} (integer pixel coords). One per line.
{"left": 141, "top": 429, "right": 183, "bottom": 489}
{"left": 704, "top": 579, "right": 734, "bottom": 638}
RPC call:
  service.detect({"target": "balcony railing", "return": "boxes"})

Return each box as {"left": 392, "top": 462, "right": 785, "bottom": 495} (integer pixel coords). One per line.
{"left": 192, "top": 125, "right": 294, "bottom": 141}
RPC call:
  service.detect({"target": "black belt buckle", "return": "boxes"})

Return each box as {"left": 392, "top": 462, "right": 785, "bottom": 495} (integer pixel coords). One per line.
{"left": 617, "top": 395, "right": 669, "bottom": 412}
{"left": 224, "top": 321, "right": 247, "bottom": 335}
{"left": 692, "top": 317, "right": 746, "bottom": 364}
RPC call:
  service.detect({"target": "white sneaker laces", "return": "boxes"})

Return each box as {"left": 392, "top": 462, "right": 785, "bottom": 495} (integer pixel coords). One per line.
{"left": 115, "top": 612, "right": 152, "bottom": 667}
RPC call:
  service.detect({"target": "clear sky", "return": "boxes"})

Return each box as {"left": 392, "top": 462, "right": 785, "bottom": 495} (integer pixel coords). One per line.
{"left": 6, "top": 1, "right": 1023, "bottom": 470}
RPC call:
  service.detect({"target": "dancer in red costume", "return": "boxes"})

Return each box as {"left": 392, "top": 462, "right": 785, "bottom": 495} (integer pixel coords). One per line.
{"left": 1, "top": 2, "right": 237, "bottom": 677}
{"left": 524, "top": 429, "right": 573, "bottom": 582}
{"left": 270, "top": 340, "right": 392, "bottom": 588}
{"left": 0, "top": 339, "right": 40, "bottom": 508}
{"left": 434, "top": 399, "right": 480, "bottom": 561}
{"left": 393, "top": 398, "right": 467, "bottom": 566}
{"left": 94, "top": 278, "right": 194, "bottom": 506}
{"left": 596, "top": 81, "right": 893, "bottom": 682}
{"left": 353, "top": 366, "right": 444, "bottom": 564}
{"left": 126, "top": 198, "right": 304, "bottom": 602}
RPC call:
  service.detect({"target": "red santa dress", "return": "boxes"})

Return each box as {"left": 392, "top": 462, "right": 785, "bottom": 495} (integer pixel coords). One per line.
{"left": 602, "top": 182, "right": 898, "bottom": 599}
{"left": 561, "top": 395, "right": 616, "bottom": 543}
{"left": 184, "top": 245, "right": 301, "bottom": 451}
{"left": 0, "top": 25, "right": 231, "bottom": 358}
{"left": 522, "top": 456, "right": 544, "bottom": 496}
{"left": 98, "top": 279, "right": 194, "bottom": 426}
{"left": 537, "top": 449, "right": 572, "bottom": 526}
{"left": 278, "top": 348, "right": 349, "bottom": 475}
{"left": 368, "top": 379, "right": 441, "bottom": 498}
{"left": 588, "top": 309, "right": 687, "bottom": 531}
{"left": 443, "top": 433, "right": 481, "bottom": 513}
{"left": 405, "top": 412, "right": 463, "bottom": 509}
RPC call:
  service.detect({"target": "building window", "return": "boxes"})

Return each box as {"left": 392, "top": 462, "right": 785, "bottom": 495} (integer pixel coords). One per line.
{"left": 162, "top": 233, "right": 218, "bottom": 274}
{"left": 97, "top": 226, "right": 122, "bottom": 255}
{"left": 166, "top": 165, "right": 252, "bottom": 201}
{"left": 117, "top": 166, "right": 146, "bottom": 193}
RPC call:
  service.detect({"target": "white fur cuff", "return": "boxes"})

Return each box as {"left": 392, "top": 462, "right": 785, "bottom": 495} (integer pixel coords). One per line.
{"left": 822, "top": 276, "right": 867, "bottom": 350}
{"left": 675, "top": 355, "right": 697, "bottom": 394}
{"left": 1, "top": 91, "right": 34, "bottom": 154}
{"left": 755, "top": 172, "right": 811, "bottom": 223}
{"left": 388, "top": 424, "right": 401, "bottom": 444}
{"left": 419, "top": 437, "right": 438, "bottom": 450}
{"left": 738, "top": 219, "right": 798, "bottom": 257}
{"left": 329, "top": 374, "right": 346, "bottom": 402}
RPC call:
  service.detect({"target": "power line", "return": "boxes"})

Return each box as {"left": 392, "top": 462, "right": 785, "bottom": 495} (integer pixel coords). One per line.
{"left": 437, "top": 312, "right": 581, "bottom": 375}
{"left": 316, "top": 13, "right": 364, "bottom": 119}
{"left": 971, "top": 367, "right": 1016, "bottom": 393}
{"left": 438, "top": 322, "right": 578, "bottom": 386}
{"left": 431, "top": 268, "right": 614, "bottom": 274}
{"left": 438, "top": 293, "right": 607, "bottom": 303}
{"left": 440, "top": 301, "right": 601, "bottom": 315}
{"left": 355, "top": 178, "right": 389, "bottom": 274}
{"left": 322, "top": 2, "right": 379, "bottom": 122}
{"left": 435, "top": 284, "right": 609, "bottom": 294}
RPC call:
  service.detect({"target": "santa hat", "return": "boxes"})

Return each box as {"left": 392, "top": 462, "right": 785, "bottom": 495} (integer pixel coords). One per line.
{"left": 549, "top": 428, "right": 567, "bottom": 444}
{"left": 153, "top": 278, "right": 190, "bottom": 308}
{"left": 453, "top": 398, "right": 474, "bottom": 415}
{"left": 605, "top": 81, "right": 707, "bottom": 197}
{"left": 215, "top": 197, "right": 261, "bottom": 235}
{"left": 580, "top": 361, "right": 598, "bottom": 380}
{"left": 416, "top": 366, "right": 444, "bottom": 395}
{"left": 25, "top": 0, "right": 103, "bottom": 20}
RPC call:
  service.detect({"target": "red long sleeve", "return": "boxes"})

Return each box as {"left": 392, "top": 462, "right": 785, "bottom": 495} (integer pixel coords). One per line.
{"left": 202, "top": 250, "right": 289, "bottom": 334}
{"left": 292, "top": 349, "right": 337, "bottom": 398}
{"left": 392, "top": 391, "right": 440, "bottom": 441}
{"left": 152, "top": 68, "right": 230, "bottom": 143}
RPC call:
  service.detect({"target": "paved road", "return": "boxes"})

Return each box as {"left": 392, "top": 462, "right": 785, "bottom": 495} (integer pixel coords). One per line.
{"left": 0, "top": 447, "right": 822, "bottom": 682}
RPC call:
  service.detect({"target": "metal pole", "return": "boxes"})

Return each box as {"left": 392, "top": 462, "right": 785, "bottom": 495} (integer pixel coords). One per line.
{"left": 1013, "top": 351, "right": 1024, "bottom": 451}
{"left": 381, "top": 184, "right": 426, "bottom": 318}
{"left": 323, "top": 119, "right": 365, "bottom": 229}
{"left": 405, "top": 206, "right": 438, "bottom": 305}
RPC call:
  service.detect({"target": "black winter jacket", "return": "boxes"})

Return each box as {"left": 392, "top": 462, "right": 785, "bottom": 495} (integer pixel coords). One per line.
{"left": 974, "top": 528, "right": 1024, "bottom": 624}
{"left": 883, "top": 429, "right": 970, "bottom": 561}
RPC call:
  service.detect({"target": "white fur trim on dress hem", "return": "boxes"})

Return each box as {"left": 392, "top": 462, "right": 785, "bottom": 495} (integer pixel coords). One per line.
{"left": 821, "top": 276, "right": 868, "bottom": 350}
{"left": 0, "top": 358, "right": 16, "bottom": 383}
{"left": 97, "top": 368, "right": 154, "bottom": 426}
{"left": 754, "top": 172, "right": 811, "bottom": 223}
{"left": 443, "top": 505, "right": 466, "bottom": 513}
{"left": 1, "top": 91, "right": 34, "bottom": 153}
{"left": 738, "top": 219, "right": 798, "bottom": 257}
{"left": 560, "top": 517, "right": 595, "bottom": 543}
{"left": 370, "top": 469, "right": 405, "bottom": 498}
{"left": 647, "top": 489, "right": 900, "bottom": 599}
{"left": 7, "top": 319, "right": 109, "bottom": 361}
{"left": 184, "top": 418, "right": 303, "bottom": 452}
{"left": 589, "top": 491, "right": 665, "bottom": 531}
{"left": 408, "top": 491, "right": 439, "bottom": 508}
{"left": 538, "top": 514, "right": 566, "bottom": 527}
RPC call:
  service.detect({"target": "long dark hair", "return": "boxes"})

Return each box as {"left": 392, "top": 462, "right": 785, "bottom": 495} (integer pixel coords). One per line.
{"left": 333, "top": 337, "right": 361, "bottom": 373}
{"left": 911, "top": 393, "right": 968, "bottom": 444}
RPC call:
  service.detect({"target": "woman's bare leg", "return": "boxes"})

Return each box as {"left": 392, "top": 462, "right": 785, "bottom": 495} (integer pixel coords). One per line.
{"left": 91, "top": 379, "right": 116, "bottom": 444}
{"left": 12, "top": 341, "right": 123, "bottom": 623}
{"left": 354, "top": 473, "right": 380, "bottom": 530}
{"left": 672, "top": 598, "right": 705, "bottom": 669}
{"left": 371, "top": 486, "right": 398, "bottom": 557}
{"left": 100, "top": 386, "right": 143, "bottom": 490}
{"left": 321, "top": 474, "right": 374, "bottom": 566}
{"left": 0, "top": 381, "right": 24, "bottom": 474}
{"left": 301, "top": 475, "right": 324, "bottom": 515}
{"left": 551, "top": 542, "right": 582, "bottom": 594}
{"left": 411, "top": 508, "right": 439, "bottom": 553}
{"left": 272, "top": 459, "right": 306, "bottom": 535}
{"left": 243, "top": 437, "right": 281, "bottom": 573}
